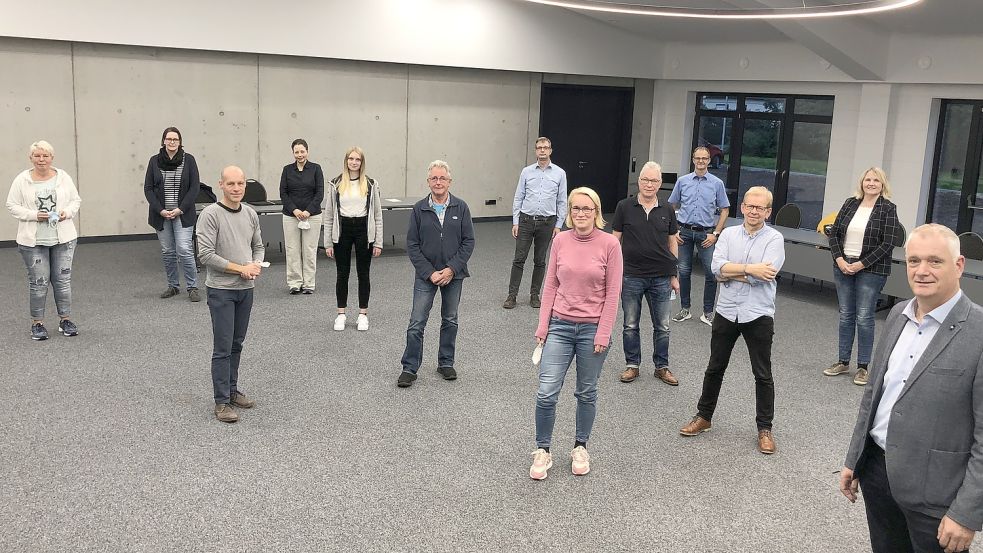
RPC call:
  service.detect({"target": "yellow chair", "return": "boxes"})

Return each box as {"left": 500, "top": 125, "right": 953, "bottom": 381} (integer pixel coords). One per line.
{"left": 817, "top": 211, "right": 837, "bottom": 235}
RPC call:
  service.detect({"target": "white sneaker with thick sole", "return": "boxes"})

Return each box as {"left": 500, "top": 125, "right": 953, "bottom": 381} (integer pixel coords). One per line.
{"left": 571, "top": 446, "right": 591, "bottom": 475}
{"left": 333, "top": 314, "right": 346, "bottom": 331}
{"left": 357, "top": 314, "right": 369, "bottom": 331}
{"left": 700, "top": 312, "right": 714, "bottom": 326}
{"left": 530, "top": 449, "right": 553, "bottom": 480}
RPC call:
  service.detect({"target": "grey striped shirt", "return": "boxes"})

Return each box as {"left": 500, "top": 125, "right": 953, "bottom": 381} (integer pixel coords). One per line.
{"left": 161, "top": 161, "right": 184, "bottom": 209}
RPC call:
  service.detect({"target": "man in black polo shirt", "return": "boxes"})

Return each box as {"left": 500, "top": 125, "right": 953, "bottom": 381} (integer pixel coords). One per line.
{"left": 612, "top": 161, "right": 680, "bottom": 386}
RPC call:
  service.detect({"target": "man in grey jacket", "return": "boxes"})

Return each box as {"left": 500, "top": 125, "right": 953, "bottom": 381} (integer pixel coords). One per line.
{"left": 841, "top": 223, "right": 983, "bottom": 553}
{"left": 196, "top": 166, "right": 265, "bottom": 423}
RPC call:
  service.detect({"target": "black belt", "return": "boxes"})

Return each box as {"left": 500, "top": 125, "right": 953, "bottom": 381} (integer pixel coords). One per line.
{"left": 520, "top": 213, "right": 556, "bottom": 221}
{"left": 679, "top": 223, "right": 714, "bottom": 232}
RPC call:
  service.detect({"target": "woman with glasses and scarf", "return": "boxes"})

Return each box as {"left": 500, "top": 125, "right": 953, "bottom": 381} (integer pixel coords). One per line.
{"left": 144, "top": 126, "right": 201, "bottom": 302}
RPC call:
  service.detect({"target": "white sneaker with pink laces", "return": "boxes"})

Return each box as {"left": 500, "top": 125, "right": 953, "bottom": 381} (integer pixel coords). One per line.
{"left": 529, "top": 449, "right": 553, "bottom": 480}
{"left": 571, "top": 446, "right": 591, "bottom": 475}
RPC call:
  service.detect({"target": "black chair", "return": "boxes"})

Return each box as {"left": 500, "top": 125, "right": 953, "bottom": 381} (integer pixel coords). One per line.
{"left": 774, "top": 203, "right": 801, "bottom": 228}
{"left": 243, "top": 179, "right": 270, "bottom": 205}
{"left": 892, "top": 222, "right": 906, "bottom": 247}
{"left": 959, "top": 231, "right": 983, "bottom": 260}
{"left": 196, "top": 182, "right": 217, "bottom": 204}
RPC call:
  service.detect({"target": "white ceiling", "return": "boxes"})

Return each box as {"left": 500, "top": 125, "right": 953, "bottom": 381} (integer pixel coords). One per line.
{"left": 559, "top": 0, "right": 980, "bottom": 42}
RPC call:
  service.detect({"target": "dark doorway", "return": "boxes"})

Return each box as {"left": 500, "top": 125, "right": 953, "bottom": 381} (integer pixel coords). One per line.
{"left": 539, "top": 84, "right": 634, "bottom": 214}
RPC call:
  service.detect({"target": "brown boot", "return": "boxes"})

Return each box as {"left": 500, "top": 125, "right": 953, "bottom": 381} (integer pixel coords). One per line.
{"left": 758, "top": 429, "right": 776, "bottom": 454}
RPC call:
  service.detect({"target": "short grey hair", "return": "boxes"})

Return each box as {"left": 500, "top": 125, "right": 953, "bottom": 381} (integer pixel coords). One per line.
{"left": 30, "top": 140, "right": 54, "bottom": 157}
{"left": 428, "top": 159, "right": 451, "bottom": 178}
{"left": 908, "top": 223, "right": 960, "bottom": 259}
{"left": 640, "top": 161, "right": 662, "bottom": 175}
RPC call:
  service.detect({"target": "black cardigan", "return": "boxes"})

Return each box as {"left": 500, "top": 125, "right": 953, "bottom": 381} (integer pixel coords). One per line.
{"left": 144, "top": 152, "right": 201, "bottom": 231}
{"left": 828, "top": 195, "right": 902, "bottom": 276}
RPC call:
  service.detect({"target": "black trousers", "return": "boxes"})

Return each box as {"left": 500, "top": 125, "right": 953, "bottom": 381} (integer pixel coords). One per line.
{"left": 858, "top": 443, "right": 965, "bottom": 553}
{"left": 696, "top": 314, "right": 775, "bottom": 430}
{"left": 508, "top": 213, "right": 556, "bottom": 297}
{"left": 335, "top": 216, "right": 372, "bottom": 309}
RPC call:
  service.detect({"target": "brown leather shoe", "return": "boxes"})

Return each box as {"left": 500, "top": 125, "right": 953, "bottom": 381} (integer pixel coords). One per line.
{"left": 679, "top": 415, "right": 711, "bottom": 436}
{"left": 214, "top": 403, "right": 238, "bottom": 423}
{"left": 758, "top": 429, "right": 776, "bottom": 454}
{"left": 230, "top": 390, "right": 255, "bottom": 409}
{"left": 503, "top": 296, "right": 517, "bottom": 309}
{"left": 654, "top": 367, "right": 679, "bottom": 386}
{"left": 620, "top": 367, "right": 639, "bottom": 382}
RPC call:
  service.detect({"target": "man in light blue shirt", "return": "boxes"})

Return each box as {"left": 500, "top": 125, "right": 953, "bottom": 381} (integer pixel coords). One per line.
{"left": 504, "top": 137, "right": 567, "bottom": 310}
{"left": 668, "top": 146, "right": 730, "bottom": 326}
{"left": 679, "top": 186, "right": 784, "bottom": 455}
{"left": 841, "top": 224, "right": 983, "bottom": 553}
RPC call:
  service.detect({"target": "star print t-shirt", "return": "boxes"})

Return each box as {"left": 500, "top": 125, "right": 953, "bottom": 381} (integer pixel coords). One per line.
{"left": 33, "top": 176, "right": 58, "bottom": 246}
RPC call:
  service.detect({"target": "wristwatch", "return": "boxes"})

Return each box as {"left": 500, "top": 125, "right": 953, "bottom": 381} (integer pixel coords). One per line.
{"left": 712, "top": 231, "right": 720, "bottom": 237}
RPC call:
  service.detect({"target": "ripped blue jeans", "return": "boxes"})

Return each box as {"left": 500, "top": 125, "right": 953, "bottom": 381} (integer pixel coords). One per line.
{"left": 18, "top": 239, "right": 76, "bottom": 320}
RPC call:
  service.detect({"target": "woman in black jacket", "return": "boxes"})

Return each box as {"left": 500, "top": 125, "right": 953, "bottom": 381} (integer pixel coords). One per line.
{"left": 823, "top": 167, "right": 902, "bottom": 385}
{"left": 144, "top": 126, "right": 201, "bottom": 302}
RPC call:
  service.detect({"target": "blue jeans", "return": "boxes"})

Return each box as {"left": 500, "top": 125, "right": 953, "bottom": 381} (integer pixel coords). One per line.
{"left": 157, "top": 218, "right": 197, "bottom": 289}
{"left": 18, "top": 240, "right": 76, "bottom": 320}
{"left": 400, "top": 278, "right": 463, "bottom": 373}
{"left": 207, "top": 287, "right": 254, "bottom": 404}
{"left": 833, "top": 267, "right": 887, "bottom": 365}
{"left": 535, "top": 317, "right": 609, "bottom": 448}
{"left": 678, "top": 227, "right": 716, "bottom": 313}
{"left": 621, "top": 275, "right": 672, "bottom": 368}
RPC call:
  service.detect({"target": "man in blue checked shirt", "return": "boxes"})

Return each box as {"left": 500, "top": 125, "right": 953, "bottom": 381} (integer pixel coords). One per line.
{"left": 504, "top": 137, "right": 567, "bottom": 310}
{"left": 679, "top": 186, "right": 785, "bottom": 455}
{"left": 668, "top": 146, "right": 730, "bottom": 327}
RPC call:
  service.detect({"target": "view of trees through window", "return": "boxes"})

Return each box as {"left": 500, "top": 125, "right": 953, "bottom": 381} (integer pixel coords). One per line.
{"left": 693, "top": 93, "right": 834, "bottom": 229}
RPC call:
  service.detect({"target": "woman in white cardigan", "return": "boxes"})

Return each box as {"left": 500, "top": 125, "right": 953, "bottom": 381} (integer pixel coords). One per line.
{"left": 323, "top": 146, "right": 384, "bottom": 331}
{"left": 6, "top": 140, "right": 82, "bottom": 341}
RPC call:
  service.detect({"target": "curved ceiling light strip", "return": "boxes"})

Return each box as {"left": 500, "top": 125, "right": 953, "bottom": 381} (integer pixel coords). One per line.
{"left": 519, "top": 0, "right": 922, "bottom": 19}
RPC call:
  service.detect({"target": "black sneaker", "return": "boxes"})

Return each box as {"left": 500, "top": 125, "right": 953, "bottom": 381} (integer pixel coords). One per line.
{"left": 289, "top": 288, "right": 302, "bottom": 295}
{"left": 301, "top": 287, "right": 314, "bottom": 295}
{"left": 530, "top": 295, "right": 541, "bottom": 308}
{"left": 397, "top": 371, "right": 417, "bottom": 388}
{"left": 188, "top": 288, "right": 201, "bottom": 302}
{"left": 31, "top": 322, "right": 49, "bottom": 341}
{"left": 437, "top": 366, "right": 458, "bottom": 381}
{"left": 160, "top": 287, "right": 180, "bottom": 299}
{"left": 58, "top": 319, "right": 79, "bottom": 337}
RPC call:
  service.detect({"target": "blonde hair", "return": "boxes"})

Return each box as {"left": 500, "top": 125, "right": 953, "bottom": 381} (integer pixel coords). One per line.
{"left": 908, "top": 223, "right": 960, "bottom": 260}
{"left": 743, "top": 186, "right": 773, "bottom": 207}
{"left": 30, "top": 140, "right": 54, "bottom": 157}
{"left": 339, "top": 146, "right": 368, "bottom": 198}
{"left": 565, "top": 187, "right": 607, "bottom": 229}
{"left": 854, "top": 167, "right": 892, "bottom": 200}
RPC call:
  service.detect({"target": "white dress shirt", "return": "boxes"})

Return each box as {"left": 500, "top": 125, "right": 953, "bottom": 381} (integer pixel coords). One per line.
{"left": 869, "top": 290, "right": 963, "bottom": 449}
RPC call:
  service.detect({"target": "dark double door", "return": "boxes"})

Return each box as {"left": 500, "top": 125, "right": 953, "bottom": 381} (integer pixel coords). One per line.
{"left": 539, "top": 84, "right": 634, "bottom": 214}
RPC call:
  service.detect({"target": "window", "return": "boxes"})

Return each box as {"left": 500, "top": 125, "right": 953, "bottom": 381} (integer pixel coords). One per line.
{"left": 692, "top": 93, "right": 834, "bottom": 229}
{"left": 927, "top": 101, "right": 983, "bottom": 234}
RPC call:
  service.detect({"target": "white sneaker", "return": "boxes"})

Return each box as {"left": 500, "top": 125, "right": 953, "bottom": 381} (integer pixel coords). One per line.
{"left": 700, "top": 312, "right": 714, "bottom": 326}
{"left": 529, "top": 449, "right": 553, "bottom": 480}
{"left": 571, "top": 446, "right": 591, "bottom": 476}
{"left": 333, "top": 314, "right": 346, "bottom": 331}
{"left": 357, "top": 314, "right": 369, "bottom": 331}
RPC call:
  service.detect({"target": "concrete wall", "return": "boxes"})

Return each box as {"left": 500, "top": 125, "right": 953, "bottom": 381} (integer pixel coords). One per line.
{"left": 0, "top": 37, "right": 650, "bottom": 241}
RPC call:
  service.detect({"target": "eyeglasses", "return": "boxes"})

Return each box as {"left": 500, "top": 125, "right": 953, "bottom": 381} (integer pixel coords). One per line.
{"left": 742, "top": 203, "right": 771, "bottom": 212}
{"left": 163, "top": 138, "right": 180, "bottom": 142}
{"left": 571, "top": 206, "right": 596, "bottom": 214}
{"left": 639, "top": 177, "right": 661, "bottom": 185}
{"left": 693, "top": 157, "right": 711, "bottom": 162}
{"left": 906, "top": 257, "right": 946, "bottom": 269}
{"left": 427, "top": 176, "right": 451, "bottom": 183}
{"left": 535, "top": 146, "right": 551, "bottom": 151}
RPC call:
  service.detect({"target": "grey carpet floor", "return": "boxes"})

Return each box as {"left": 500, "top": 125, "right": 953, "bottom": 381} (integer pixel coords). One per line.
{"left": 1, "top": 220, "right": 977, "bottom": 552}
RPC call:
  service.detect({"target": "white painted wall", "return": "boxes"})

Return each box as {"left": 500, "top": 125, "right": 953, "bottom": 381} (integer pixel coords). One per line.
{"left": 0, "top": 0, "right": 662, "bottom": 79}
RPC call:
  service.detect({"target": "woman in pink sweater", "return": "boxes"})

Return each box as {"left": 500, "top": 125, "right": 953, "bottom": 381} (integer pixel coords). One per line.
{"left": 529, "top": 187, "right": 623, "bottom": 480}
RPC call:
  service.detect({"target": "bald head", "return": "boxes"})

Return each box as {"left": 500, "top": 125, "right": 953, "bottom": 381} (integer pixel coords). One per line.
{"left": 218, "top": 165, "right": 246, "bottom": 206}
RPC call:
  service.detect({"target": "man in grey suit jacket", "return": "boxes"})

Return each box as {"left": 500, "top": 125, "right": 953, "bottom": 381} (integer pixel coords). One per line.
{"left": 840, "top": 224, "right": 983, "bottom": 553}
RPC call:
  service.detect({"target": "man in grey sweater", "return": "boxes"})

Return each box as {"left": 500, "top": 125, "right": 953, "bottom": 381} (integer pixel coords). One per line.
{"left": 196, "top": 166, "right": 265, "bottom": 423}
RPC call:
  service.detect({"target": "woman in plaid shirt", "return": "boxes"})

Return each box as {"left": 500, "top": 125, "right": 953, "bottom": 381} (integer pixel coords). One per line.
{"left": 822, "top": 167, "right": 903, "bottom": 385}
